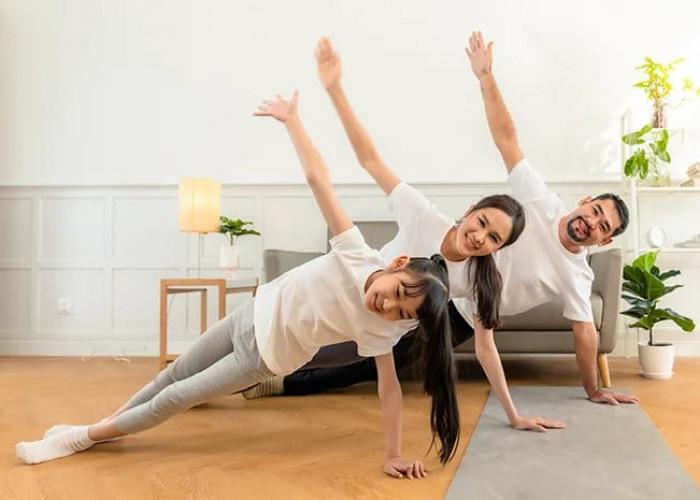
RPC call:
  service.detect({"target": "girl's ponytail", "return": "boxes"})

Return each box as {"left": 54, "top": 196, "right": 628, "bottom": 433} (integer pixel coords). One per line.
{"left": 422, "top": 299, "right": 460, "bottom": 464}
{"left": 405, "top": 254, "right": 459, "bottom": 465}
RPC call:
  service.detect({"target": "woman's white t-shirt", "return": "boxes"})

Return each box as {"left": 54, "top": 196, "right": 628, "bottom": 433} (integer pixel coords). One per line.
{"left": 380, "top": 182, "right": 477, "bottom": 324}
{"left": 254, "top": 226, "right": 417, "bottom": 375}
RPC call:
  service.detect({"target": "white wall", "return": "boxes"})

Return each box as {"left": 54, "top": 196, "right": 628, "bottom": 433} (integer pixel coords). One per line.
{"left": 1, "top": 0, "right": 700, "bottom": 186}
{"left": 0, "top": 2, "right": 699, "bottom": 358}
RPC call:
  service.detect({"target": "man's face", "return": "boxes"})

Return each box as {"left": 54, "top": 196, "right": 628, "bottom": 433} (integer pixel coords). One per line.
{"left": 563, "top": 197, "right": 621, "bottom": 247}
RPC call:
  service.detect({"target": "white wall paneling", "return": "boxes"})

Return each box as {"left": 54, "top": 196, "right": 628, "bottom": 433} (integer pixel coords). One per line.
{"left": 0, "top": 198, "right": 33, "bottom": 264}
{"left": 1, "top": 181, "right": 699, "bottom": 357}
{"left": 0, "top": 270, "right": 31, "bottom": 336}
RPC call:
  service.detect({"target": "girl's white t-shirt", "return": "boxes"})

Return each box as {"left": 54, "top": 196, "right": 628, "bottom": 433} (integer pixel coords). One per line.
{"left": 380, "top": 182, "right": 477, "bottom": 323}
{"left": 254, "top": 226, "right": 417, "bottom": 375}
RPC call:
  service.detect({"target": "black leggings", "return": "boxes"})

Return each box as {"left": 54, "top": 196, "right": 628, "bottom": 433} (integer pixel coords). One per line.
{"left": 283, "top": 301, "right": 474, "bottom": 396}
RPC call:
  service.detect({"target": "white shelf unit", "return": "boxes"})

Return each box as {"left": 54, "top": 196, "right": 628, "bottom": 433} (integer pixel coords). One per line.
{"left": 626, "top": 178, "right": 700, "bottom": 258}
{"left": 635, "top": 187, "right": 700, "bottom": 193}
{"left": 620, "top": 110, "right": 700, "bottom": 258}
{"left": 619, "top": 113, "right": 700, "bottom": 358}
{"left": 624, "top": 246, "right": 700, "bottom": 254}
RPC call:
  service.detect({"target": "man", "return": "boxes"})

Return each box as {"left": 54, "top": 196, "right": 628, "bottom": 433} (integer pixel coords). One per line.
{"left": 245, "top": 32, "right": 637, "bottom": 416}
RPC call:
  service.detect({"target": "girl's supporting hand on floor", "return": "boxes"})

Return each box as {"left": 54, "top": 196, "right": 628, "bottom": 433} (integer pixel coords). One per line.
{"left": 384, "top": 457, "right": 428, "bottom": 479}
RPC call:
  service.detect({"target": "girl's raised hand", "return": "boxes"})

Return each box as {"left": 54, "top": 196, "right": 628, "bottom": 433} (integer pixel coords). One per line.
{"left": 384, "top": 457, "right": 428, "bottom": 479}
{"left": 254, "top": 91, "right": 299, "bottom": 123}
{"left": 315, "top": 37, "right": 342, "bottom": 90}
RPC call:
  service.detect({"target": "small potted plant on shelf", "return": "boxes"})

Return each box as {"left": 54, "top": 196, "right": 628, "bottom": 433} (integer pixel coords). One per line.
{"left": 622, "top": 124, "right": 671, "bottom": 185}
{"left": 218, "top": 216, "right": 261, "bottom": 277}
{"left": 621, "top": 57, "right": 700, "bottom": 187}
{"left": 621, "top": 250, "right": 695, "bottom": 379}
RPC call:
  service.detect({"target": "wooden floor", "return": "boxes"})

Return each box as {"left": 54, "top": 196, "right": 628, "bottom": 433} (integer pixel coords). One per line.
{"left": 1, "top": 356, "right": 699, "bottom": 500}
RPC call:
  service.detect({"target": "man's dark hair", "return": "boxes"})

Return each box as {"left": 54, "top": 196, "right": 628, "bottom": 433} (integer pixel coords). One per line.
{"left": 593, "top": 193, "right": 629, "bottom": 237}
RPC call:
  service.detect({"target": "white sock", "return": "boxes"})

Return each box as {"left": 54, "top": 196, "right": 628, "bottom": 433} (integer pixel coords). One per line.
{"left": 44, "top": 420, "right": 121, "bottom": 442}
{"left": 16, "top": 426, "right": 95, "bottom": 465}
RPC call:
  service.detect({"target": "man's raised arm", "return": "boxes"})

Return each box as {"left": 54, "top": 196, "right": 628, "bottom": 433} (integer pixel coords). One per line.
{"left": 465, "top": 31, "right": 523, "bottom": 173}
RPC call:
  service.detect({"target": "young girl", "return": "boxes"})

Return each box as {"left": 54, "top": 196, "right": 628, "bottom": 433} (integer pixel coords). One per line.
{"left": 246, "top": 38, "right": 565, "bottom": 434}
{"left": 15, "top": 90, "right": 457, "bottom": 479}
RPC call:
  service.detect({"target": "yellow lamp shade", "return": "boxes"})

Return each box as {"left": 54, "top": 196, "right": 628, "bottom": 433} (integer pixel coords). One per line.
{"left": 178, "top": 178, "right": 221, "bottom": 233}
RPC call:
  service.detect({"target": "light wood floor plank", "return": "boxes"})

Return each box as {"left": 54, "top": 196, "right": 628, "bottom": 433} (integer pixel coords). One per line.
{"left": 1, "top": 356, "right": 698, "bottom": 499}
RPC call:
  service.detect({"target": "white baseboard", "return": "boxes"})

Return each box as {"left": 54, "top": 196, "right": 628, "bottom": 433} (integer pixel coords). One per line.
{"left": 611, "top": 339, "right": 700, "bottom": 358}
{"left": 3, "top": 339, "right": 699, "bottom": 358}
{"left": 0, "top": 340, "right": 196, "bottom": 358}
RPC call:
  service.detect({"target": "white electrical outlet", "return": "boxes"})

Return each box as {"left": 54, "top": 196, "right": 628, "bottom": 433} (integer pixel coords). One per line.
{"left": 57, "top": 298, "right": 73, "bottom": 315}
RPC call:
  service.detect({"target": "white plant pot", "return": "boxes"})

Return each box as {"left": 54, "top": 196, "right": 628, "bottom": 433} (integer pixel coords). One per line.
{"left": 638, "top": 343, "right": 674, "bottom": 379}
{"left": 219, "top": 245, "right": 239, "bottom": 277}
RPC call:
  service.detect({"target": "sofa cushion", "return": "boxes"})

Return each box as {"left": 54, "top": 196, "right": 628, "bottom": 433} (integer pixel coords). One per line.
{"left": 455, "top": 330, "right": 583, "bottom": 354}
{"left": 497, "top": 292, "right": 603, "bottom": 331}
{"left": 263, "top": 249, "right": 323, "bottom": 283}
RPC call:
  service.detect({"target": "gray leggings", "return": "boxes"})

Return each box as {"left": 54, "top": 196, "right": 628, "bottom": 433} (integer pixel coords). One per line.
{"left": 115, "top": 299, "right": 274, "bottom": 434}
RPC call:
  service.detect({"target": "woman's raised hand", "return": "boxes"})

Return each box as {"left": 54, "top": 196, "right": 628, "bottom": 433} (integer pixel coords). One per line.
{"left": 315, "top": 37, "right": 342, "bottom": 90}
{"left": 254, "top": 91, "right": 299, "bottom": 123}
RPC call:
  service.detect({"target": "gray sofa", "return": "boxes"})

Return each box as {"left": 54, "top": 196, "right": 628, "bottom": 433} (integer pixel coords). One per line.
{"left": 263, "top": 221, "right": 621, "bottom": 387}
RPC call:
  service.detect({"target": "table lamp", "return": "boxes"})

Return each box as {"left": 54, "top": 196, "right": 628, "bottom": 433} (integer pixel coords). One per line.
{"left": 178, "top": 177, "right": 221, "bottom": 276}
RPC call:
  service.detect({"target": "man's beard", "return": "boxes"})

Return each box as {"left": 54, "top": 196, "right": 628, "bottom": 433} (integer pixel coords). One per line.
{"left": 567, "top": 216, "right": 590, "bottom": 243}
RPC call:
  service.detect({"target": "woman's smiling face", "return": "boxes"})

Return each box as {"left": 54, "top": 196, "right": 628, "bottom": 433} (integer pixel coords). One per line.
{"left": 452, "top": 206, "right": 513, "bottom": 258}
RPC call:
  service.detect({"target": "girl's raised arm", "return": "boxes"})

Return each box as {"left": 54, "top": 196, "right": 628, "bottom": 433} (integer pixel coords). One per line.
{"left": 255, "top": 91, "right": 352, "bottom": 237}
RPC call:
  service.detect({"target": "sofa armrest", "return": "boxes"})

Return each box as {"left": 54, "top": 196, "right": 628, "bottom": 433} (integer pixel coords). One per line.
{"left": 589, "top": 248, "right": 622, "bottom": 353}
{"left": 263, "top": 249, "right": 323, "bottom": 283}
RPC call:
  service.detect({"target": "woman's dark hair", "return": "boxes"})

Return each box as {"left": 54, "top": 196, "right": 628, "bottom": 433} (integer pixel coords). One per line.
{"left": 401, "top": 254, "right": 459, "bottom": 465}
{"left": 466, "top": 194, "right": 525, "bottom": 329}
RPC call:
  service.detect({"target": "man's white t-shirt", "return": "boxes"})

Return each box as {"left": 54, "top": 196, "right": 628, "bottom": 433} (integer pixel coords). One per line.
{"left": 453, "top": 158, "right": 595, "bottom": 324}
{"left": 254, "top": 226, "right": 417, "bottom": 375}
{"left": 380, "top": 182, "right": 476, "bottom": 304}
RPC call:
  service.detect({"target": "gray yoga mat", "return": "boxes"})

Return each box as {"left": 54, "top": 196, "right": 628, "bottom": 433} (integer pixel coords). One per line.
{"left": 446, "top": 387, "right": 700, "bottom": 500}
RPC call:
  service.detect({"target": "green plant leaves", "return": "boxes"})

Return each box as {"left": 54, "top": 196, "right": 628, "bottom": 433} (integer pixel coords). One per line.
{"left": 621, "top": 126, "right": 673, "bottom": 180}
{"left": 218, "top": 216, "right": 261, "bottom": 245}
{"left": 621, "top": 294, "right": 651, "bottom": 308}
{"left": 623, "top": 148, "right": 649, "bottom": 178}
{"left": 621, "top": 250, "right": 696, "bottom": 335}
{"left": 658, "top": 308, "right": 696, "bottom": 331}
{"left": 621, "top": 306, "right": 648, "bottom": 319}
{"left": 632, "top": 251, "right": 658, "bottom": 272}
{"left": 622, "top": 55, "right": 700, "bottom": 180}
{"left": 657, "top": 269, "right": 681, "bottom": 280}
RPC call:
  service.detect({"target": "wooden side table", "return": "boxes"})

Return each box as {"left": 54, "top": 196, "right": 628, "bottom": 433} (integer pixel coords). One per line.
{"left": 159, "top": 277, "right": 258, "bottom": 370}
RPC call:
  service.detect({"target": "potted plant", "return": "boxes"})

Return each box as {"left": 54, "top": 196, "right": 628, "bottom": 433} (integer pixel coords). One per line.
{"left": 622, "top": 124, "right": 671, "bottom": 186}
{"left": 218, "top": 216, "right": 261, "bottom": 277}
{"left": 621, "top": 250, "right": 695, "bottom": 378}
{"left": 621, "top": 57, "right": 699, "bottom": 186}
